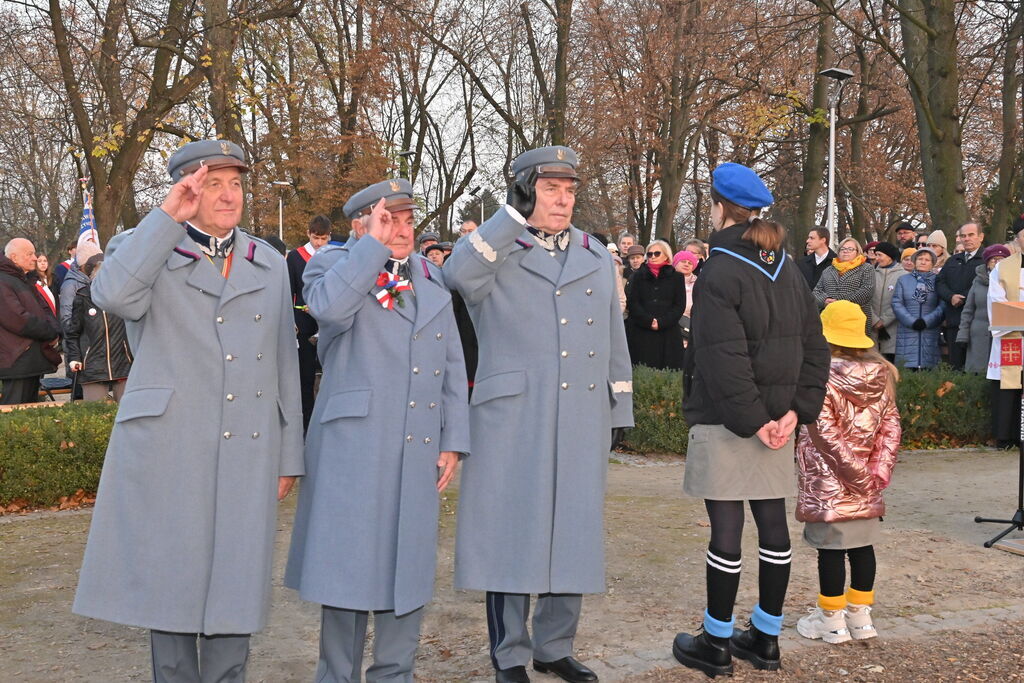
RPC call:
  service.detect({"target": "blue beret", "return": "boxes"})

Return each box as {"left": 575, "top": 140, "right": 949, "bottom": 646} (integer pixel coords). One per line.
{"left": 167, "top": 140, "right": 249, "bottom": 181}
{"left": 343, "top": 179, "right": 417, "bottom": 219}
{"left": 711, "top": 162, "right": 774, "bottom": 210}
{"left": 511, "top": 146, "right": 579, "bottom": 183}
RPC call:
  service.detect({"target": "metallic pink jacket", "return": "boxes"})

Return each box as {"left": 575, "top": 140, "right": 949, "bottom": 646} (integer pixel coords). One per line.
{"left": 796, "top": 358, "right": 901, "bottom": 523}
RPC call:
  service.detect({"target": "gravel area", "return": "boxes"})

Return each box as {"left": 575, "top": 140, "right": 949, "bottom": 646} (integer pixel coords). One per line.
{"left": 2, "top": 448, "right": 1024, "bottom": 681}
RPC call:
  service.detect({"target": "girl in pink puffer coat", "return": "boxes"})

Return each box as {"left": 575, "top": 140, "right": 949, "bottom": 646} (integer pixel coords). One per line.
{"left": 795, "top": 301, "right": 901, "bottom": 644}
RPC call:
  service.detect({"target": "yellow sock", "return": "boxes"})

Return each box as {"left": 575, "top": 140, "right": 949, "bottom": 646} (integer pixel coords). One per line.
{"left": 847, "top": 587, "right": 874, "bottom": 606}
{"left": 818, "top": 593, "right": 847, "bottom": 611}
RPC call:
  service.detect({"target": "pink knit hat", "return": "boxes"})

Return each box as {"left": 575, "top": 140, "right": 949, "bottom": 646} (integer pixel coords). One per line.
{"left": 673, "top": 250, "right": 699, "bottom": 267}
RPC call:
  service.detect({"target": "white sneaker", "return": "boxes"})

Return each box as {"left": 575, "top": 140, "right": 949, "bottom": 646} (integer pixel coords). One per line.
{"left": 845, "top": 603, "right": 877, "bottom": 640}
{"left": 796, "top": 606, "right": 852, "bottom": 644}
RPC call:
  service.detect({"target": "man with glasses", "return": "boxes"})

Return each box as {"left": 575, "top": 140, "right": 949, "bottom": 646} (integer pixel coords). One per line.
{"left": 893, "top": 222, "right": 917, "bottom": 250}
{"left": 936, "top": 222, "right": 987, "bottom": 370}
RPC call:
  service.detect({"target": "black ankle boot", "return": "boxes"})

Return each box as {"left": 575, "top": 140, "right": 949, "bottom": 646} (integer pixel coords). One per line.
{"left": 730, "top": 624, "right": 780, "bottom": 671}
{"left": 672, "top": 629, "right": 733, "bottom": 678}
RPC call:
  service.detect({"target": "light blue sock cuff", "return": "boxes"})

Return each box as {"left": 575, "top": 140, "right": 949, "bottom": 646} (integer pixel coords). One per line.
{"left": 703, "top": 609, "right": 734, "bottom": 638}
{"left": 751, "top": 604, "right": 784, "bottom": 636}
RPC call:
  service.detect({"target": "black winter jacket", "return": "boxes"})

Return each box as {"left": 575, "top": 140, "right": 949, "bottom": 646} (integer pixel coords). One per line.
{"left": 64, "top": 285, "right": 133, "bottom": 383}
{"left": 683, "top": 223, "right": 830, "bottom": 438}
{"left": 935, "top": 245, "right": 986, "bottom": 328}
{"left": 0, "top": 255, "right": 61, "bottom": 378}
{"left": 796, "top": 249, "right": 837, "bottom": 289}
{"left": 626, "top": 264, "right": 686, "bottom": 370}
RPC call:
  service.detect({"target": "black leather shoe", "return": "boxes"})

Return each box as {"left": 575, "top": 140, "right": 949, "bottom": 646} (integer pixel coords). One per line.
{"left": 730, "top": 624, "right": 780, "bottom": 671}
{"left": 496, "top": 665, "right": 531, "bottom": 683}
{"left": 672, "top": 630, "right": 733, "bottom": 678}
{"left": 533, "top": 656, "right": 598, "bottom": 682}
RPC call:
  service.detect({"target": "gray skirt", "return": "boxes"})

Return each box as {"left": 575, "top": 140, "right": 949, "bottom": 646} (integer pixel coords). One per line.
{"left": 803, "top": 518, "right": 882, "bottom": 550}
{"left": 682, "top": 424, "right": 795, "bottom": 500}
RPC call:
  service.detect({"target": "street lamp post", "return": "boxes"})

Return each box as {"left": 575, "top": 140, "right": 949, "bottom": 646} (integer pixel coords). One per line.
{"left": 270, "top": 180, "right": 290, "bottom": 242}
{"left": 468, "top": 186, "right": 483, "bottom": 226}
{"left": 398, "top": 150, "right": 416, "bottom": 179}
{"left": 819, "top": 67, "right": 854, "bottom": 250}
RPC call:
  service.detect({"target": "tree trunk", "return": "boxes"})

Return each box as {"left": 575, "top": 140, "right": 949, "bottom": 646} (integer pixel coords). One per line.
{"left": 795, "top": 10, "right": 834, "bottom": 240}
{"left": 848, "top": 45, "right": 873, "bottom": 238}
{"left": 205, "top": 0, "right": 243, "bottom": 144}
{"left": 898, "top": 0, "right": 968, "bottom": 238}
{"left": 990, "top": 6, "right": 1022, "bottom": 234}
{"left": 654, "top": 0, "right": 698, "bottom": 243}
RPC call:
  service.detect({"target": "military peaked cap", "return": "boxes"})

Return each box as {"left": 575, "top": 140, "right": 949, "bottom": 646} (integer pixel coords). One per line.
{"left": 344, "top": 179, "right": 417, "bottom": 219}
{"left": 167, "top": 140, "right": 249, "bottom": 181}
{"left": 511, "top": 146, "right": 579, "bottom": 183}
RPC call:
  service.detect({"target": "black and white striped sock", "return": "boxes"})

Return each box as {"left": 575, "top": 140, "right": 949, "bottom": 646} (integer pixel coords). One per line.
{"left": 706, "top": 546, "right": 742, "bottom": 624}
{"left": 757, "top": 543, "right": 793, "bottom": 617}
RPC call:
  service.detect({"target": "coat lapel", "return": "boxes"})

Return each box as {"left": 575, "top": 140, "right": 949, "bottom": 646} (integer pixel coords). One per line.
{"left": 557, "top": 228, "right": 601, "bottom": 287}
{"left": 409, "top": 256, "right": 447, "bottom": 332}
{"left": 169, "top": 234, "right": 226, "bottom": 299}
{"left": 220, "top": 232, "right": 267, "bottom": 307}
{"left": 517, "top": 230, "right": 562, "bottom": 285}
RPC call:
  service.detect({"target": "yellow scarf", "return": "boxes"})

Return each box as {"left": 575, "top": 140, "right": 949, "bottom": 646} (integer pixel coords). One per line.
{"left": 832, "top": 254, "right": 866, "bottom": 274}
{"left": 998, "top": 252, "right": 1024, "bottom": 389}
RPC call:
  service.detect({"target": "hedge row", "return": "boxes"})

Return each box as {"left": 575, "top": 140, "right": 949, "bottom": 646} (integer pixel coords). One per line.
{"left": 0, "top": 401, "right": 117, "bottom": 507}
{"left": 0, "top": 367, "right": 994, "bottom": 507}
{"left": 623, "top": 364, "right": 992, "bottom": 454}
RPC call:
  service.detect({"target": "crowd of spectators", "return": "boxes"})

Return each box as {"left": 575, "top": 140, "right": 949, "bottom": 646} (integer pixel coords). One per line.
{"left": 6, "top": 212, "right": 1024, "bottom": 456}
{"left": 0, "top": 236, "right": 132, "bottom": 405}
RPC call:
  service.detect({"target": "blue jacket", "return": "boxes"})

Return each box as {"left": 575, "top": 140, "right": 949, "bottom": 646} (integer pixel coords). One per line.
{"left": 892, "top": 270, "right": 946, "bottom": 369}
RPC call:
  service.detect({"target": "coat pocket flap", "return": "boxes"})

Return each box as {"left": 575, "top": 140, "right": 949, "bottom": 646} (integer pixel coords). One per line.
{"left": 321, "top": 388, "right": 372, "bottom": 422}
{"left": 115, "top": 386, "right": 174, "bottom": 423}
{"left": 471, "top": 370, "right": 526, "bottom": 406}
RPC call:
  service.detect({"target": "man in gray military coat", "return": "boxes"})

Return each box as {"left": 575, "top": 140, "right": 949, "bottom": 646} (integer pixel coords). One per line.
{"left": 445, "top": 147, "right": 634, "bottom": 683}
{"left": 73, "top": 140, "right": 304, "bottom": 683}
{"left": 285, "top": 179, "right": 470, "bottom": 682}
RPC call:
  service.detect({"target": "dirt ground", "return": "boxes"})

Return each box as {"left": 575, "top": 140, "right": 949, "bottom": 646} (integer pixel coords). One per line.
{"left": 3, "top": 448, "right": 1024, "bottom": 682}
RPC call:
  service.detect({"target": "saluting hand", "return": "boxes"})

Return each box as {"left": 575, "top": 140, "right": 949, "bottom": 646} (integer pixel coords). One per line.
{"left": 364, "top": 198, "right": 397, "bottom": 246}
{"left": 437, "top": 451, "right": 459, "bottom": 492}
{"left": 160, "top": 165, "right": 209, "bottom": 224}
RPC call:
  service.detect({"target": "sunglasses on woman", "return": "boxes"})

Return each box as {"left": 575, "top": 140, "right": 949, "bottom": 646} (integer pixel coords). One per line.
{"left": 647, "top": 251, "right": 662, "bottom": 258}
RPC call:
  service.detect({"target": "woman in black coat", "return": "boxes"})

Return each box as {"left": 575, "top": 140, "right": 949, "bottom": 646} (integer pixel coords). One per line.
{"left": 626, "top": 239, "right": 686, "bottom": 369}
{"left": 64, "top": 256, "right": 132, "bottom": 402}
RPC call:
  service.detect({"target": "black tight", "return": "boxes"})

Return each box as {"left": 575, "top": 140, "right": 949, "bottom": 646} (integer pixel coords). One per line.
{"left": 705, "top": 499, "right": 791, "bottom": 554}
{"left": 704, "top": 499, "right": 791, "bottom": 622}
{"left": 817, "top": 546, "right": 876, "bottom": 597}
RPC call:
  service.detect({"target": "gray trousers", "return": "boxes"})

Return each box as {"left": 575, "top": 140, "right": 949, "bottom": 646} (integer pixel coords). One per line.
{"left": 486, "top": 592, "right": 583, "bottom": 670}
{"left": 315, "top": 606, "right": 424, "bottom": 683}
{"left": 150, "top": 630, "right": 250, "bottom": 683}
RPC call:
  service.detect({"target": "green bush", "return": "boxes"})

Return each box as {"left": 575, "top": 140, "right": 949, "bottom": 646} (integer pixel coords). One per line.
{"left": 0, "top": 402, "right": 116, "bottom": 507}
{"left": 622, "top": 365, "right": 992, "bottom": 455}
{"left": 623, "top": 365, "right": 688, "bottom": 454}
{"left": 895, "top": 364, "right": 990, "bottom": 449}
{"left": 0, "top": 366, "right": 996, "bottom": 507}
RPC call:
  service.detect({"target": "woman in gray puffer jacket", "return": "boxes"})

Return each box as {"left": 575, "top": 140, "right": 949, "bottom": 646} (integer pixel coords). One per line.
{"left": 957, "top": 245, "right": 1010, "bottom": 374}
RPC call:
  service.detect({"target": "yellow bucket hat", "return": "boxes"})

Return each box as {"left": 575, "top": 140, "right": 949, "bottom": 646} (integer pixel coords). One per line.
{"left": 820, "top": 301, "right": 874, "bottom": 349}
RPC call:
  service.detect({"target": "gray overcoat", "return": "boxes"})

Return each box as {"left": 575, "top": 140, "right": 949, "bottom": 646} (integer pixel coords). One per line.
{"left": 284, "top": 235, "right": 470, "bottom": 616}
{"left": 444, "top": 207, "right": 634, "bottom": 595}
{"left": 956, "top": 264, "right": 992, "bottom": 374}
{"left": 73, "top": 208, "right": 304, "bottom": 635}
